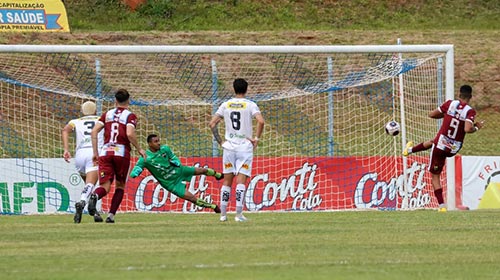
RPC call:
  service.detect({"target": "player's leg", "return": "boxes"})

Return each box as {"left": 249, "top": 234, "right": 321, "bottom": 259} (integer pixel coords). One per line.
{"left": 183, "top": 191, "right": 220, "bottom": 213}
{"left": 73, "top": 150, "right": 93, "bottom": 223}
{"left": 428, "top": 147, "right": 447, "bottom": 211}
{"left": 234, "top": 174, "right": 249, "bottom": 222}
{"left": 87, "top": 182, "right": 106, "bottom": 223}
{"left": 404, "top": 140, "right": 433, "bottom": 156}
{"left": 176, "top": 166, "right": 221, "bottom": 213}
{"left": 193, "top": 167, "right": 224, "bottom": 180}
{"left": 73, "top": 171, "right": 86, "bottom": 223}
{"left": 79, "top": 149, "right": 98, "bottom": 203}
{"left": 105, "top": 183, "right": 125, "bottom": 223}
{"left": 74, "top": 170, "right": 99, "bottom": 224}
{"left": 77, "top": 168, "right": 99, "bottom": 222}
{"left": 88, "top": 155, "right": 113, "bottom": 222}
{"left": 90, "top": 155, "right": 113, "bottom": 201}
{"left": 82, "top": 170, "right": 98, "bottom": 201}
{"left": 233, "top": 152, "right": 252, "bottom": 222}
{"left": 105, "top": 156, "right": 130, "bottom": 223}
{"left": 220, "top": 150, "right": 236, "bottom": 222}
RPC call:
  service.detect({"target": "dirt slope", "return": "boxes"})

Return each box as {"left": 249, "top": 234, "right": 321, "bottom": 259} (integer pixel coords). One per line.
{"left": 2, "top": 30, "right": 499, "bottom": 109}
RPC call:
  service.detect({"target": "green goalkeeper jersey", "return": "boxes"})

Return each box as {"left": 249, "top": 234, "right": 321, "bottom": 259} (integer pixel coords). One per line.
{"left": 130, "top": 145, "right": 196, "bottom": 198}
{"left": 130, "top": 145, "right": 182, "bottom": 181}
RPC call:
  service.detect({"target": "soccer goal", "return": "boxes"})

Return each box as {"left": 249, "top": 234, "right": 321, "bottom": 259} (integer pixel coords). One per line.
{"left": 0, "top": 44, "right": 455, "bottom": 214}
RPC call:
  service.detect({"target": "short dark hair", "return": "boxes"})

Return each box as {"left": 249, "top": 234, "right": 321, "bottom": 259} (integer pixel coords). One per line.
{"left": 147, "top": 134, "right": 158, "bottom": 143}
{"left": 233, "top": 78, "right": 248, "bottom": 94}
{"left": 459, "top": 85, "right": 472, "bottom": 99}
{"left": 115, "top": 89, "right": 130, "bottom": 103}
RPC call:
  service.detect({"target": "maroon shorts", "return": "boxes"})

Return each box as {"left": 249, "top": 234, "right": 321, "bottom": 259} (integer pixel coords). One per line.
{"left": 428, "top": 146, "right": 455, "bottom": 175}
{"left": 98, "top": 155, "right": 131, "bottom": 185}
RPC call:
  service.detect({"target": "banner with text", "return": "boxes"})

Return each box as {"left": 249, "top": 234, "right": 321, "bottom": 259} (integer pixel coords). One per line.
{"left": 460, "top": 156, "right": 500, "bottom": 210}
{"left": 123, "top": 156, "right": 437, "bottom": 213}
{"left": 0, "top": 0, "right": 70, "bottom": 32}
{"left": 0, "top": 158, "right": 88, "bottom": 213}
{"left": 0, "top": 156, "right": 440, "bottom": 214}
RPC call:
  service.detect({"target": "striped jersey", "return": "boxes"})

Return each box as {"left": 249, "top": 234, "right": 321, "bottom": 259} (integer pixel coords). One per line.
{"left": 434, "top": 99, "right": 476, "bottom": 153}
{"left": 98, "top": 107, "right": 138, "bottom": 157}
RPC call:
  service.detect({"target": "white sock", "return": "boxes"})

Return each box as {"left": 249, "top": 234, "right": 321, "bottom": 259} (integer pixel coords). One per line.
{"left": 220, "top": 186, "right": 231, "bottom": 216}
{"left": 80, "top": 183, "right": 95, "bottom": 202}
{"left": 235, "top": 184, "right": 246, "bottom": 216}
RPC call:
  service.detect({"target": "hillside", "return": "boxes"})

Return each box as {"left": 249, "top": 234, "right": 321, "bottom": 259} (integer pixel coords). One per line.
{"left": 3, "top": 29, "right": 498, "bottom": 109}
{"left": 0, "top": 0, "right": 498, "bottom": 156}
{"left": 2, "top": 0, "right": 498, "bottom": 107}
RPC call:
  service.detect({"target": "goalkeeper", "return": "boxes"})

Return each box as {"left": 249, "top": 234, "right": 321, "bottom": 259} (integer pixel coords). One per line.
{"left": 130, "top": 134, "right": 223, "bottom": 213}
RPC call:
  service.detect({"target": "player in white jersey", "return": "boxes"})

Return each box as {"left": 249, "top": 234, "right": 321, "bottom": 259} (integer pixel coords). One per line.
{"left": 62, "top": 101, "right": 103, "bottom": 223}
{"left": 209, "top": 78, "right": 265, "bottom": 222}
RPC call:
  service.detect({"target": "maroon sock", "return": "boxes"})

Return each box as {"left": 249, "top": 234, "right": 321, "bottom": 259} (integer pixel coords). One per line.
{"left": 109, "top": 188, "right": 124, "bottom": 215}
{"left": 411, "top": 143, "right": 428, "bottom": 153}
{"left": 434, "top": 188, "right": 444, "bottom": 205}
{"left": 94, "top": 187, "right": 107, "bottom": 200}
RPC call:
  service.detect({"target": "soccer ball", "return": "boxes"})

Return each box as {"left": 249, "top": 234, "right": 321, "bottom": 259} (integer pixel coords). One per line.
{"left": 385, "top": 121, "right": 400, "bottom": 136}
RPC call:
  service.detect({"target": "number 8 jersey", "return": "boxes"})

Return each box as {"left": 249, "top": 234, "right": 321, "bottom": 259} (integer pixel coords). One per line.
{"left": 215, "top": 97, "right": 261, "bottom": 152}
{"left": 98, "top": 107, "right": 138, "bottom": 158}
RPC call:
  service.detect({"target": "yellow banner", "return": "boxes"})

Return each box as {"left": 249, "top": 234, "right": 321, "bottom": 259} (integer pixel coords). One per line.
{"left": 0, "top": 0, "right": 70, "bottom": 32}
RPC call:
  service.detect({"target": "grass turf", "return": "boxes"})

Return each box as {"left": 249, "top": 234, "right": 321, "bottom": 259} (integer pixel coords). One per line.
{"left": 1, "top": 211, "right": 499, "bottom": 280}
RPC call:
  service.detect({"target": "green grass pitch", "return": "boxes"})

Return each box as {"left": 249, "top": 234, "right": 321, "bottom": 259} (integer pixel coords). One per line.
{"left": 1, "top": 211, "right": 499, "bottom": 280}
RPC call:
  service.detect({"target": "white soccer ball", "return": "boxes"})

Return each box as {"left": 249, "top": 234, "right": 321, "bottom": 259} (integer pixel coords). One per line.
{"left": 385, "top": 121, "right": 400, "bottom": 136}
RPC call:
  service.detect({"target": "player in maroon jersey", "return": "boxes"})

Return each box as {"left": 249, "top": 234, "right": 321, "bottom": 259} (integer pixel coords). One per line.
{"left": 88, "top": 89, "right": 146, "bottom": 223}
{"left": 403, "top": 85, "right": 484, "bottom": 211}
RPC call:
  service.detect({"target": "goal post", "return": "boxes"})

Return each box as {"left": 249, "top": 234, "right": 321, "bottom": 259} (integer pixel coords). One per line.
{"left": 0, "top": 44, "right": 455, "bottom": 214}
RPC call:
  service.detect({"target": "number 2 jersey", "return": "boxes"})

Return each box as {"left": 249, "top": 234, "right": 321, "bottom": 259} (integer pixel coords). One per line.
{"left": 215, "top": 97, "right": 261, "bottom": 153}
{"left": 434, "top": 99, "right": 477, "bottom": 154}
{"left": 98, "top": 107, "right": 138, "bottom": 158}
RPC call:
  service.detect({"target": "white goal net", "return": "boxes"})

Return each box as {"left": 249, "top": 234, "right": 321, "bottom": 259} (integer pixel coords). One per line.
{"left": 0, "top": 44, "right": 455, "bottom": 214}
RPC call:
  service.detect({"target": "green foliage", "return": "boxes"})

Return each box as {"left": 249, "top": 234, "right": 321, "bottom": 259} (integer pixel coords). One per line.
{"left": 1, "top": 211, "right": 500, "bottom": 279}
{"left": 65, "top": 0, "right": 499, "bottom": 31}
{"left": 137, "top": 0, "right": 175, "bottom": 18}
{"left": 65, "top": 0, "right": 131, "bottom": 30}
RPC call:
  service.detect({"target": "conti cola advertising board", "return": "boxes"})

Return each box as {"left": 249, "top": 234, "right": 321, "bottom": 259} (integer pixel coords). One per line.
{"left": 0, "top": 156, "right": 437, "bottom": 214}
{"left": 0, "top": 156, "right": 497, "bottom": 214}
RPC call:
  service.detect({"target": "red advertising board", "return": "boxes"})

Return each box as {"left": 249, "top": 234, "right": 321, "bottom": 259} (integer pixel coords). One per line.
{"left": 101, "top": 156, "right": 440, "bottom": 212}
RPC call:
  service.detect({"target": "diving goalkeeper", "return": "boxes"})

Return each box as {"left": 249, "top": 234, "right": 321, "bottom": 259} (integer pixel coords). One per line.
{"left": 130, "top": 134, "right": 223, "bottom": 213}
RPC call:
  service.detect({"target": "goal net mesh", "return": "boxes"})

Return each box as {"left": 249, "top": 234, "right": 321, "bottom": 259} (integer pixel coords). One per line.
{"left": 0, "top": 47, "right": 447, "bottom": 214}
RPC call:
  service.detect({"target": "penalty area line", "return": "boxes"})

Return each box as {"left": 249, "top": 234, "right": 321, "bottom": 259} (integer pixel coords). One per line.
{"left": 121, "top": 260, "right": 355, "bottom": 271}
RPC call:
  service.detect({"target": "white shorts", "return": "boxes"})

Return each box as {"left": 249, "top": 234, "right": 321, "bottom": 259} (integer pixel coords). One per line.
{"left": 222, "top": 149, "right": 253, "bottom": 177}
{"left": 74, "top": 148, "right": 98, "bottom": 176}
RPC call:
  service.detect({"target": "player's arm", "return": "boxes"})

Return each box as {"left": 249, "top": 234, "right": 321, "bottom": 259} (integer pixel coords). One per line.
{"left": 428, "top": 108, "right": 444, "bottom": 119}
{"left": 126, "top": 124, "right": 146, "bottom": 158}
{"left": 209, "top": 115, "right": 224, "bottom": 145}
{"left": 250, "top": 112, "right": 265, "bottom": 147}
{"left": 130, "top": 157, "right": 145, "bottom": 178}
{"left": 465, "top": 119, "right": 485, "bottom": 133}
{"left": 61, "top": 122, "right": 74, "bottom": 162}
{"left": 91, "top": 121, "right": 104, "bottom": 163}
